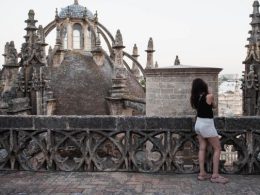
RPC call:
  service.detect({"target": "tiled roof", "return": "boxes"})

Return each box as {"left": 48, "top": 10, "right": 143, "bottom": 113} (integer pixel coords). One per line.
{"left": 59, "top": 3, "right": 94, "bottom": 19}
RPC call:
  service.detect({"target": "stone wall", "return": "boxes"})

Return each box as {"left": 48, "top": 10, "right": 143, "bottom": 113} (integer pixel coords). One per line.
{"left": 0, "top": 115, "right": 259, "bottom": 174}
{"left": 145, "top": 67, "right": 222, "bottom": 116}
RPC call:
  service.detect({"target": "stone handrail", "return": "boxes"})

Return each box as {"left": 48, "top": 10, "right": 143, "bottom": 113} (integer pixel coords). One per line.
{"left": 0, "top": 116, "right": 259, "bottom": 174}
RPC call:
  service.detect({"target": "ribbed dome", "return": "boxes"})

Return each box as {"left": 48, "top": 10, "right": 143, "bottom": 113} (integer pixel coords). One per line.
{"left": 59, "top": 0, "right": 94, "bottom": 19}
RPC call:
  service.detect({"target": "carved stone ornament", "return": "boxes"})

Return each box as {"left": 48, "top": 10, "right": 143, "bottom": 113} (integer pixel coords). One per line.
{"left": 20, "top": 43, "right": 32, "bottom": 63}
{"left": 245, "top": 64, "right": 259, "bottom": 90}
{"left": 4, "top": 41, "right": 18, "bottom": 65}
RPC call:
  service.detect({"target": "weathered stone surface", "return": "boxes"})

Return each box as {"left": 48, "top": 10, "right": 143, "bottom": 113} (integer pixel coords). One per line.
{"left": 214, "top": 117, "right": 225, "bottom": 130}
{"left": 0, "top": 116, "right": 33, "bottom": 129}
{"left": 145, "top": 66, "right": 221, "bottom": 117}
{"left": 117, "top": 117, "right": 146, "bottom": 130}
{"left": 35, "top": 116, "right": 67, "bottom": 130}
{"left": 225, "top": 117, "right": 260, "bottom": 131}
{"left": 67, "top": 116, "right": 102, "bottom": 129}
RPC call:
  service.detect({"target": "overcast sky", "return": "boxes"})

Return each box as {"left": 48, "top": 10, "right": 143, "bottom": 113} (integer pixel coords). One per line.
{"left": 0, "top": 0, "right": 253, "bottom": 75}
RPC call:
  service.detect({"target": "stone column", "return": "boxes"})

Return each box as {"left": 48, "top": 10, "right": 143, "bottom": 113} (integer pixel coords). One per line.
{"left": 106, "top": 30, "right": 131, "bottom": 115}
{"left": 83, "top": 24, "right": 91, "bottom": 51}
{"left": 67, "top": 21, "right": 73, "bottom": 50}
{"left": 91, "top": 31, "right": 104, "bottom": 66}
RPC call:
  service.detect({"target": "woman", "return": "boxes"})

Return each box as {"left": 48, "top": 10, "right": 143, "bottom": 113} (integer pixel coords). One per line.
{"left": 190, "top": 78, "right": 229, "bottom": 184}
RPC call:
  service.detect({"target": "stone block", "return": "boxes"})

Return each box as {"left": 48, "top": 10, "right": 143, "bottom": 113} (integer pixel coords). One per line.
{"left": 67, "top": 116, "right": 102, "bottom": 129}
{"left": 35, "top": 116, "right": 67, "bottom": 130}
{"left": 225, "top": 117, "right": 260, "bottom": 131}
{"left": 214, "top": 117, "right": 225, "bottom": 131}
{"left": 0, "top": 116, "right": 33, "bottom": 129}
{"left": 117, "top": 117, "right": 146, "bottom": 130}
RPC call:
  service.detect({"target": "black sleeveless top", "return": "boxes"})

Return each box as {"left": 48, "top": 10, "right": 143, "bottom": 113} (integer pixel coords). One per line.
{"left": 197, "top": 94, "right": 213, "bottom": 118}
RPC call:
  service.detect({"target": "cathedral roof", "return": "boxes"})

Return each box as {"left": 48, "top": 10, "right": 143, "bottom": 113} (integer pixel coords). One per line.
{"left": 59, "top": 0, "right": 94, "bottom": 19}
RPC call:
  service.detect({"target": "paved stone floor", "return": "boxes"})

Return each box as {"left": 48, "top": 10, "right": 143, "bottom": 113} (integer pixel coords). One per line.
{"left": 0, "top": 171, "right": 260, "bottom": 195}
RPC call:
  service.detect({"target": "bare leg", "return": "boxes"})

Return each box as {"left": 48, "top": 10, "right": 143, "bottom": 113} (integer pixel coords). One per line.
{"left": 197, "top": 135, "right": 207, "bottom": 176}
{"left": 207, "top": 136, "right": 229, "bottom": 183}
{"left": 207, "top": 136, "right": 221, "bottom": 177}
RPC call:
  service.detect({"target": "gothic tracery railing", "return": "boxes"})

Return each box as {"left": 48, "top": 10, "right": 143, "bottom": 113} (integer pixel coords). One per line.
{"left": 0, "top": 116, "right": 259, "bottom": 174}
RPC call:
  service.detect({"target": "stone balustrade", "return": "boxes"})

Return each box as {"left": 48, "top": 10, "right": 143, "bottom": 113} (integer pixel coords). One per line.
{"left": 0, "top": 116, "right": 259, "bottom": 174}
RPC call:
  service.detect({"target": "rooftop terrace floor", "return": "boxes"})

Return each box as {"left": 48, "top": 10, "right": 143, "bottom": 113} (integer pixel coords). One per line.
{"left": 0, "top": 171, "right": 260, "bottom": 195}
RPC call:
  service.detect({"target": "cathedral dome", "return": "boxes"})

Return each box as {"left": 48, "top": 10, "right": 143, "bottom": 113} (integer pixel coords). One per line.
{"left": 59, "top": 0, "right": 94, "bottom": 19}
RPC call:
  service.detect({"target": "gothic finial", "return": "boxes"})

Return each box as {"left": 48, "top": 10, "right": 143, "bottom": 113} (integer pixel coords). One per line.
{"left": 94, "top": 11, "right": 98, "bottom": 23}
{"left": 74, "top": 0, "right": 79, "bottom": 5}
{"left": 155, "top": 61, "right": 159, "bottom": 68}
{"left": 174, "top": 55, "right": 180, "bottom": 65}
{"left": 28, "top": 10, "right": 35, "bottom": 20}
{"left": 132, "top": 44, "right": 139, "bottom": 57}
{"left": 114, "top": 30, "right": 124, "bottom": 47}
{"left": 67, "top": 6, "right": 70, "bottom": 17}
{"left": 147, "top": 37, "right": 154, "bottom": 51}
{"left": 253, "top": 1, "right": 260, "bottom": 14}
{"left": 83, "top": 7, "right": 88, "bottom": 18}
{"left": 55, "top": 8, "right": 58, "bottom": 17}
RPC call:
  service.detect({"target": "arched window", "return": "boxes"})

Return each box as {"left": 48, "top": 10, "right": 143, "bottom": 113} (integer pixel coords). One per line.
{"left": 73, "top": 24, "right": 82, "bottom": 49}
{"left": 63, "top": 27, "right": 68, "bottom": 50}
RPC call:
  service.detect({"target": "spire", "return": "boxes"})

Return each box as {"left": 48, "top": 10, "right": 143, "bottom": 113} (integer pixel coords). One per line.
{"left": 74, "top": 0, "right": 79, "bottom": 5}
{"left": 113, "top": 29, "right": 125, "bottom": 69}
{"left": 253, "top": 1, "right": 260, "bottom": 14}
{"left": 83, "top": 7, "right": 88, "bottom": 18}
{"left": 244, "top": 1, "right": 260, "bottom": 63}
{"left": 132, "top": 44, "right": 139, "bottom": 57}
{"left": 147, "top": 37, "right": 154, "bottom": 51}
{"left": 55, "top": 8, "right": 59, "bottom": 20}
{"left": 145, "top": 37, "right": 155, "bottom": 69}
{"left": 24, "top": 9, "right": 38, "bottom": 44}
{"left": 155, "top": 61, "right": 159, "bottom": 68}
{"left": 251, "top": 1, "right": 260, "bottom": 25}
{"left": 174, "top": 55, "right": 180, "bottom": 65}
{"left": 94, "top": 11, "right": 98, "bottom": 23}
{"left": 114, "top": 30, "right": 124, "bottom": 48}
{"left": 132, "top": 44, "right": 140, "bottom": 79}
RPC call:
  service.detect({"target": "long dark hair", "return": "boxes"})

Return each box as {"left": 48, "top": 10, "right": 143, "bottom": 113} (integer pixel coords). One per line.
{"left": 190, "top": 78, "right": 209, "bottom": 109}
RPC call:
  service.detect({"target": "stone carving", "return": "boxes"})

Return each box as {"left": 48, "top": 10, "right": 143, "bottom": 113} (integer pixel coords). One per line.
{"left": 242, "top": 64, "right": 260, "bottom": 115}
{"left": 0, "top": 116, "right": 259, "bottom": 174}
{"left": 114, "top": 30, "right": 123, "bottom": 47}
{"left": 20, "top": 43, "right": 32, "bottom": 63}
{"left": 28, "top": 10, "right": 35, "bottom": 20}
{"left": 37, "top": 25, "right": 45, "bottom": 43}
{"left": 1, "top": 1, "right": 145, "bottom": 116}
{"left": 17, "top": 131, "right": 47, "bottom": 171}
{"left": 33, "top": 43, "right": 46, "bottom": 64}
{"left": 4, "top": 41, "right": 18, "bottom": 66}
{"left": 0, "top": 149, "right": 8, "bottom": 162}
{"left": 245, "top": 64, "right": 259, "bottom": 90}
{"left": 30, "top": 68, "right": 42, "bottom": 91}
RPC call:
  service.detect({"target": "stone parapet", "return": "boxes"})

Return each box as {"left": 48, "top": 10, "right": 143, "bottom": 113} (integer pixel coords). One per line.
{"left": 0, "top": 115, "right": 259, "bottom": 174}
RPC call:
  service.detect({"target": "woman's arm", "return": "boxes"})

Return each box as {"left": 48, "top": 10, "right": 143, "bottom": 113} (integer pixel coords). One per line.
{"left": 206, "top": 94, "right": 217, "bottom": 108}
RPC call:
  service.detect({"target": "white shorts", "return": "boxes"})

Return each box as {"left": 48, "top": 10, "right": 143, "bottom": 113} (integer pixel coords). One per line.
{"left": 195, "top": 117, "right": 219, "bottom": 138}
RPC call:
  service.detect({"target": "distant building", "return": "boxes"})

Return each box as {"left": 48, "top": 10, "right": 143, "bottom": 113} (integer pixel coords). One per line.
{"left": 218, "top": 74, "right": 242, "bottom": 116}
